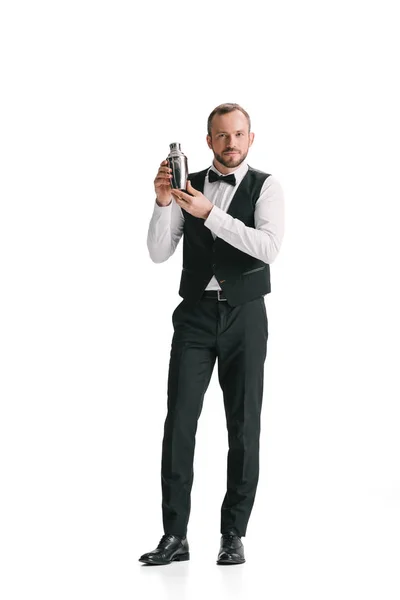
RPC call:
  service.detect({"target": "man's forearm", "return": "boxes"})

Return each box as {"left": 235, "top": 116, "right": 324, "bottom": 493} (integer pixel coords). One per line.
{"left": 204, "top": 177, "right": 285, "bottom": 263}
{"left": 147, "top": 198, "right": 184, "bottom": 263}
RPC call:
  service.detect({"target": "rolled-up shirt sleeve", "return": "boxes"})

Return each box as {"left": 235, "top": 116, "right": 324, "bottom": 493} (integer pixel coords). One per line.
{"left": 204, "top": 175, "right": 285, "bottom": 264}
{"left": 146, "top": 197, "right": 185, "bottom": 263}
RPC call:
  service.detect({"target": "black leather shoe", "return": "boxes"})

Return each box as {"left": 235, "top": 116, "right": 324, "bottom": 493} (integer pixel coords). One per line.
{"left": 139, "top": 534, "right": 190, "bottom": 565}
{"left": 217, "top": 529, "right": 245, "bottom": 565}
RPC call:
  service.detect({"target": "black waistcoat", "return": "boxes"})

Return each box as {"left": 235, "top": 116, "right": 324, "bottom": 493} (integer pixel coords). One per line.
{"left": 178, "top": 166, "right": 272, "bottom": 307}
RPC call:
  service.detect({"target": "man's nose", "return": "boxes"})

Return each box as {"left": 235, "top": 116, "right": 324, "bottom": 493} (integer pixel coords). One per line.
{"left": 226, "top": 135, "right": 236, "bottom": 146}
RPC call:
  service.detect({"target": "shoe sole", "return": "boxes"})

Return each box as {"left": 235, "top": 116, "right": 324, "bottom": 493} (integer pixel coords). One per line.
{"left": 217, "top": 558, "right": 245, "bottom": 565}
{"left": 139, "top": 552, "right": 190, "bottom": 565}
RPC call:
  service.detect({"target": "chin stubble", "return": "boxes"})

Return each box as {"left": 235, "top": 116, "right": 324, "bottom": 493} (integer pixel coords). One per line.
{"left": 214, "top": 150, "right": 248, "bottom": 169}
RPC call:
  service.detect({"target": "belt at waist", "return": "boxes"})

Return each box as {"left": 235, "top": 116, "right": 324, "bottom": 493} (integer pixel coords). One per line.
{"left": 201, "top": 290, "right": 227, "bottom": 301}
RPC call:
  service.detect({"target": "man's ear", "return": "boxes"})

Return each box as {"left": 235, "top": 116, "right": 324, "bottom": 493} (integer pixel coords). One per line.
{"left": 206, "top": 134, "right": 212, "bottom": 150}
{"left": 249, "top": 132, "right": 255, "bottom": 147}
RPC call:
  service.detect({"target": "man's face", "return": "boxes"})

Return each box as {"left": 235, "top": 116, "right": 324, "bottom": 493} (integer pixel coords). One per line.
{"left": 206, "top": 110, "right": 255, "bottom": 173}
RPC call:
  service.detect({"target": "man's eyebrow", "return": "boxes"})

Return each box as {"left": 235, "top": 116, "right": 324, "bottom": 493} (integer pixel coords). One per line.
{"left": 215, "top": 129, "right": 246, "bottom": 133}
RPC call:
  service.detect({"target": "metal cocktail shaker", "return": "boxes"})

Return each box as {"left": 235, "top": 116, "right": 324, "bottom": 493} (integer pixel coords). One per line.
{"left": 167, "top": 142, "right": 188, "bottom": 190}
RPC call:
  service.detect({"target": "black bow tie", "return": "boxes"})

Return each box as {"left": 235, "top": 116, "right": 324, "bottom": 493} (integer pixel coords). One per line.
{"left": 208, "top": 170, "right": 236, "bottom": 186}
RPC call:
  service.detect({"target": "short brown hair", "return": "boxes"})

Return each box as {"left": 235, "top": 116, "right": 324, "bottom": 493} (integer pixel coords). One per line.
{"left": 207, "top": 103, "right": 251, "bottom": 136}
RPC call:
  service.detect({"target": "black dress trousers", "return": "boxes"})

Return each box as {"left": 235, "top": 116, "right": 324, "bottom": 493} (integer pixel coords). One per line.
{"left": 161, "top": 295, "right": 268, "bottom": 538}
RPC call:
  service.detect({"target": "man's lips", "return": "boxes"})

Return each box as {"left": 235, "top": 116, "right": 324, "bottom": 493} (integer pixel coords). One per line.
{"left": 224, "top": 151, "right": 240, "bottom": 155}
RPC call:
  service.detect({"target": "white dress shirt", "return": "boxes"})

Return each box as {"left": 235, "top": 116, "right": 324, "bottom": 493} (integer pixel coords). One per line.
{"left": 147, "top": 160, "right": 285, "bottom": 291}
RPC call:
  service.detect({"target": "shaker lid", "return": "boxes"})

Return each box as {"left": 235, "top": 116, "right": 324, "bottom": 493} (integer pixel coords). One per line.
{"left": 169, "top": 142, "right": 181, "bottom": 152}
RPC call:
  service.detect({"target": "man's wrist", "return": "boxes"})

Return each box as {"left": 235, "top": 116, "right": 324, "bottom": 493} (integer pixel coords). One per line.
{"left": 156, "top": 197, "right": 172, "bottom": 207}
{"left": 203, "top": 205, "right": 214, "bottom": 219}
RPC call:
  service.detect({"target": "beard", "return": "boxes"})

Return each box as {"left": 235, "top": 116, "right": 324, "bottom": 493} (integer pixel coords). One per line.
{"left": 212, "top": 147, "right": 249, "bottom": 169}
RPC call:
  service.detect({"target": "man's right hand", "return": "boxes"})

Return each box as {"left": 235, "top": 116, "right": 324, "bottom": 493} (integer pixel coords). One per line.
{"left": 154, "top": 160, "right": 173, "bottom": 206}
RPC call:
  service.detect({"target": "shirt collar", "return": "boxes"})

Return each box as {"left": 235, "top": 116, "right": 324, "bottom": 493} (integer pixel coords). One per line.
{"left": 208, "top": 160, "right": 249, "bottom": 186}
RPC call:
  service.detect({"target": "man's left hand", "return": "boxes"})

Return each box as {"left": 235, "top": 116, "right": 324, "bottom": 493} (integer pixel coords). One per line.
{"left": 171, "top": 181, "right": 214, "bottom": 220}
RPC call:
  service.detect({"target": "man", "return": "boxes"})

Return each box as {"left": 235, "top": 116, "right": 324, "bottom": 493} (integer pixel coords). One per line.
{"left": 139, "top": 103, "right": 284, "bottom": 565}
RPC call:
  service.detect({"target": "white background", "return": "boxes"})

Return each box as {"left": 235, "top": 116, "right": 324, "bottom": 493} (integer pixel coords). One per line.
{"left": 1, "top": 1, "right": 399, "bottom": 598}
